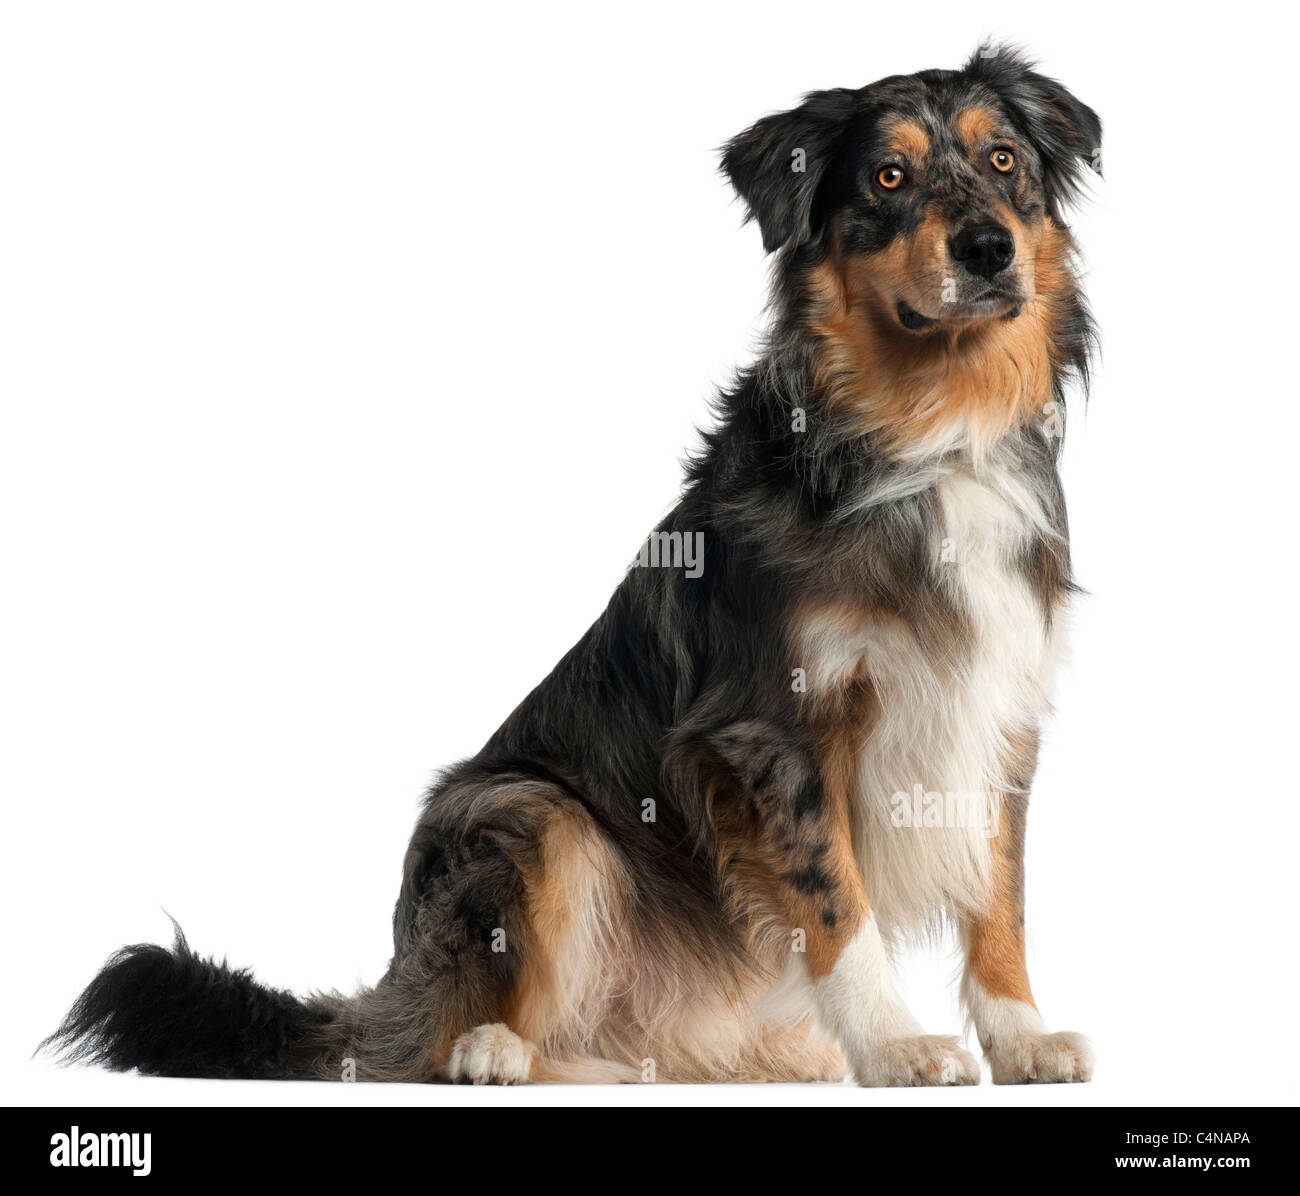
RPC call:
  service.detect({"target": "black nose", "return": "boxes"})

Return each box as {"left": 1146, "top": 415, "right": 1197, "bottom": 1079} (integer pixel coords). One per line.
{"left": 949, "top": 221, "right": 1015, "bottom": 279}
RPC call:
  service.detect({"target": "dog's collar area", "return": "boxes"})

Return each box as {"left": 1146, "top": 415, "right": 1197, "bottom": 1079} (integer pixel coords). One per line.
{"left": 896, "top": 301, "right": 936, "bottom": 331}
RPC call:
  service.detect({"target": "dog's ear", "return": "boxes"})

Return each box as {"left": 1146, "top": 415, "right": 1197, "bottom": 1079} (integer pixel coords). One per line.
{"left": 966, "top": 43, "right": 1102, "bottom": 216}
{"left": 721, "top": 89, "right": 858, "bottom": 253}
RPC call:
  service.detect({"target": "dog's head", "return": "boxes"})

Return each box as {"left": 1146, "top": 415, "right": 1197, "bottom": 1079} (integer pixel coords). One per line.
{"left": 722, "top": 45, "right": 1101, "bottom": 457}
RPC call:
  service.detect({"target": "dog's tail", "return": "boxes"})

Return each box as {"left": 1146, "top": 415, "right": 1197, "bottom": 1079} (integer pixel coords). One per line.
{"left": 42, "top": 926, "right": 360, "bottom": 1080}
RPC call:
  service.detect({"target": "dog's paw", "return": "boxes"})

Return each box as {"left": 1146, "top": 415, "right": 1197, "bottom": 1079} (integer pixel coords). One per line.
{"left": 447, "top": 1023, "right": 537, "bottom": 1085}
{"left": 854, "top": 1034, "right": 981, "bottom": 1087}
{"left": 986, "top": 1030, "right": 1093, "bottom": 1084}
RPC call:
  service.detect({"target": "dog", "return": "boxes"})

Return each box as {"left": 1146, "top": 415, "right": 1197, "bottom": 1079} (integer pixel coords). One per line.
{"left": 49, "top": 43, "right": 1100, "bottom": 1086}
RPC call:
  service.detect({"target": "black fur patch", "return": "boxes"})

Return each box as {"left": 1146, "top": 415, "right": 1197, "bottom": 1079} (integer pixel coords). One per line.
{"left": 42, "top": 926, "right": 331, "bottom": 1079}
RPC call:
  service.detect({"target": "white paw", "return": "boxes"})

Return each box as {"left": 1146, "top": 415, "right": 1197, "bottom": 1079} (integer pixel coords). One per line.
{"left": 854, "top": 1035, "right": 981, "bottom": 1087}
{"left": 986, "top": 1030, "right": 1093, "bottom": 1084}
{"left": 447, "top": 1023, "right": 536, "bottom": 1085}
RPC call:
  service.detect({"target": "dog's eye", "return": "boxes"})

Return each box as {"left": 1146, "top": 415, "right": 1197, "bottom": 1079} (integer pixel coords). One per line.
{"left": 990, "top": 148, "right": 1015, "bottom": 174}
{"left": 876, "top": 166, "right": 905, "bottom": 191}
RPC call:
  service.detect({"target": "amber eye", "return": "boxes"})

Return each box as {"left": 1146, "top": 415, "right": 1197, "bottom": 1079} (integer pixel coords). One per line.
{"left": 876, "top": 165, "right": 905, "bottom": 191}
{"left": 990, "top": 148, "right": 1015, "bottom": 174}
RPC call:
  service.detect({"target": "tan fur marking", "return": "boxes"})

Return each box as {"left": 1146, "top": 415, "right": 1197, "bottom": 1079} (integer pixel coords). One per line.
{"left": 955, "top": 106, "right": 999, "bottom": 150}
{"left": 709, "top": 765, "right": 867, "bottom": 983}
{"left": 965, "top": 734, "right": 1038, "bottom": 1006}
{"left": 883, "top": 116, "right": 931, "bottom": 164}
{"left": 966, "top": 841, "right": 1034, "bottom": 1004}
{"left": 807, "top": 220, "right": 1075, "bottom": 459}
{"left": 799, "top": 675, "right": 878, "bottom": 980}
{"left": 505, "top": 807, "right": 626, "bottom": 1045}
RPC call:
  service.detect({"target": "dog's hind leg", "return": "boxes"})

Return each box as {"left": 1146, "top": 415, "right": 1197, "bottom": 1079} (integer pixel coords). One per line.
{"left": 487, "top": 798, "right": 643, "bottom": 1082}
{"left": 373, "top": 773, "right": 637, "bottom": 1084}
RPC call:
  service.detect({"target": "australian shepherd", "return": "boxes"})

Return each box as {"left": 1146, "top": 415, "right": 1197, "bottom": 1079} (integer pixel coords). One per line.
{"left": 50, "top": 43, "right": 1101, "bottom": 1086}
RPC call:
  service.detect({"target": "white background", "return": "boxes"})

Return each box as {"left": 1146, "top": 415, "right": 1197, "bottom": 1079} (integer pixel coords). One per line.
{"left": 3, "top": 1, "right": 1297, "bottom": 1109}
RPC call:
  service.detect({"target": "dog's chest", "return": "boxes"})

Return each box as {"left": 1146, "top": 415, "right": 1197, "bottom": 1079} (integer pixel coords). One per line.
{"left": 798, "top": 466, "right": 1065, "bottom": 936}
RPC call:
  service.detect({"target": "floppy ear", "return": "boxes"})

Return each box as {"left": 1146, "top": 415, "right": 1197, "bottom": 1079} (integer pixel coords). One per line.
{"left": 966, "top": 43, "right": 1102, "bottom": 216}
{"left": 720, "top": 88, "right": 858, "bottom": 253}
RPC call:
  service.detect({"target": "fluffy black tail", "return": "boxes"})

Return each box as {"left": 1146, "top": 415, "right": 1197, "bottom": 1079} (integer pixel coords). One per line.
{"left": 43, "top": 927, "right": 341, "bottom": 1079}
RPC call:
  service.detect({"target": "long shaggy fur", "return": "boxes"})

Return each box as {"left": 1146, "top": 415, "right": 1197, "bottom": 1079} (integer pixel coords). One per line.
{"left": 43, "top": 928, "right": 335, "bottom": 1079}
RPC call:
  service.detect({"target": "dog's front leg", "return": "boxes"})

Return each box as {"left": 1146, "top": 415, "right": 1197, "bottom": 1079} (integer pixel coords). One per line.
{"left": 711, "top": 729, "right": 978, "bottom": 1086}
{"left": 960, "top": 788, "right": 1093, "bottom": 1083}
{"left": 812, "top": 889, "right": 980, "bottom": 1087}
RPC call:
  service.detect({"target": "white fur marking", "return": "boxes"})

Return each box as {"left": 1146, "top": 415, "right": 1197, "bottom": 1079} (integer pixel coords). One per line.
{"left": 800, "top": 454, "right": 1066, "bottom": 938}
{"left": 815, "top": 914, "right": 979, "bottom": 1086}
{"left": 963, "top": 989, "right": 1093, "bottom": 1083}
{"left": 447, "top": 1023, "right": 536, "bottom": 1085}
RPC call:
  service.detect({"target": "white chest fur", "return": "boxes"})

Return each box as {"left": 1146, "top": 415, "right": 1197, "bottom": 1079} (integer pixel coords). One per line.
{"left": 798, "top": 461, "right": 1066, "bottom": 939}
